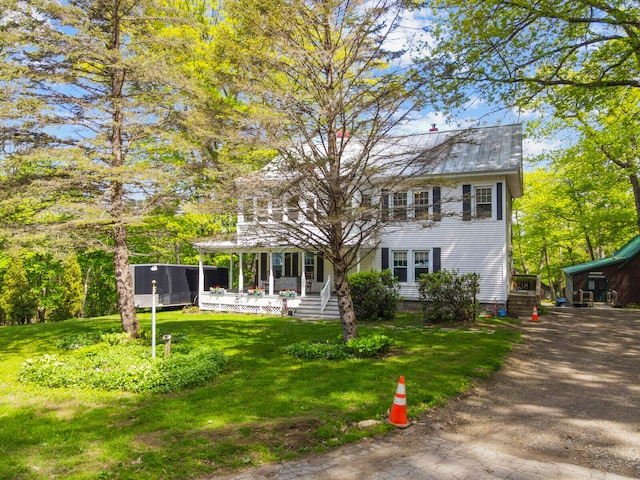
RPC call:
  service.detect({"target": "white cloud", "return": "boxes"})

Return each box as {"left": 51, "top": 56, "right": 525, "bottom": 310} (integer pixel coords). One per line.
{"left": 523, "top": 138, "right": 558, "bottom": 159}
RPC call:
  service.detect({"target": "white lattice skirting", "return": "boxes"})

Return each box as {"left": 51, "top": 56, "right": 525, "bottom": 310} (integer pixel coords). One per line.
{"left": 199, "top": 293, "right": 301, "bottom": 316}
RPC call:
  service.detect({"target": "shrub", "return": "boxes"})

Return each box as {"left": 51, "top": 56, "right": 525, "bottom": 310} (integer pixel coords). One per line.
{"left": 19, "top": 342, "right": 227, "bottom": 393}
{"left": 286, "top": 339, "right": 350, "bottom": 360}
{"left": 348, "top": 270, "right": 401, "bottom": 322}
{"left": 418, "top": 269, "right": 479, "bottom": 323}
{"left": 345, "top": 334, "right": 393, "bottom": 357}
{"left": 287, "top": 334, "right": 393, "bottom": 360}
{"left": 57, "top": 332, "right": 104, "bottom": 350}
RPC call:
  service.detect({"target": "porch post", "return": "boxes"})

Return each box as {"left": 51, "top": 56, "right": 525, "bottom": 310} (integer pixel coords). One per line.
{"left": 238, "top": 252, "right": 244, "bottom": 293}
{"left": 356, "top": 250, "right": 361, "bottom": 273}
{"left": 269, "top": 252, "right": 274, "bottom": 296}
{"left": 198, "top": 249, "right": 204, "bottom": 308}
{"left": 301, "top": 253, "right": 306, "bottom": 297}
{"left": 229, "top": 252, "right": 234, "bottom": 290}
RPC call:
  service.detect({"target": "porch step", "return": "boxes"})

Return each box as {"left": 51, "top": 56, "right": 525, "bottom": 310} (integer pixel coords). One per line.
{"left": 507, "top": 292, "right": 539, "bottom": 318}
{"left": 290, "top": 295, "right": 340, "bottom": 320}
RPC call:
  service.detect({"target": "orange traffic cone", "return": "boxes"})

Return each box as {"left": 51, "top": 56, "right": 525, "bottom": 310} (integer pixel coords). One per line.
{"left": 531, "top": 304, "right": 539, "bottom": 322}
{"left": 388, "top": 376, "right": 410, "bottom": 428}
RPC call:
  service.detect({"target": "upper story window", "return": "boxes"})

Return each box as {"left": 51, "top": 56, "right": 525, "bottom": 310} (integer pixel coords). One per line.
{"left": 475, "top": 186, "right": 492, "bottom": 219}
{"left": 287, "top": 196, "right": 300, "bottom": 222}
{"left": 392, "top": 192, "right": 407, "bottom": 220}
{"left": 413, "top": 190, "right": 429, "bottom": 219}
{"left": 241, "top": 198, "right": 254, "bottom": 223}
{"left": 256, "top": 198, "right": 269, "bottom": 222}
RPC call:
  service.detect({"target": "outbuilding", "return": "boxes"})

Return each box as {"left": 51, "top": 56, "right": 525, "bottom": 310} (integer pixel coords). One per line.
{"left": 563, "top": 235, "right": 640, "bottom": 307}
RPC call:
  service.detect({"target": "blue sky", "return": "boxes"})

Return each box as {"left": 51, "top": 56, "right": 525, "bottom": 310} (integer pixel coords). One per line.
{"left": 386, "top": 5, "right": 556, "bottom": 162}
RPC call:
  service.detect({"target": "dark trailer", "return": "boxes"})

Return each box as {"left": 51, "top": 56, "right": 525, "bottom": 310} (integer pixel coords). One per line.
{"left": 131, "top": 264, "right": 228, "bottom": 308}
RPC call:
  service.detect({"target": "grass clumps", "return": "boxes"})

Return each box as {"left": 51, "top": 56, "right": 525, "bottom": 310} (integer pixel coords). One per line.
{"left": 20, "top": 336, "right": 227, "bottom": 393}
{"left": 286, "top": 334, "right": 393, "bottom": 360}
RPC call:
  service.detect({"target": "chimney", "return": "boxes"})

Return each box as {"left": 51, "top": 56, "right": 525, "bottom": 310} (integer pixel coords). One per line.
{"left": 429, "top": 124, "right": 438, "bottom": 132}
{"left": 336, "top": 129, "right": 350, "bottom": 139}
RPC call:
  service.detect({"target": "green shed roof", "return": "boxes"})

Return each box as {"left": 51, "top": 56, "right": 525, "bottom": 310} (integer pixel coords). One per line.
{"left": 563, "top": 235, "right": 640, "bottom": 275}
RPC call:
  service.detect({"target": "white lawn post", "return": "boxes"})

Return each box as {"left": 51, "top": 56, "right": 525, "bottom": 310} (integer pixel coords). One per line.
{"left": 151, "top": 279, "right": 157, "bottom": 359}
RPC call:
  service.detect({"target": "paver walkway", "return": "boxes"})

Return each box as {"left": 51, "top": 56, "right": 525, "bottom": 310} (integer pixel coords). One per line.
{"left": 212, "top": 307, "right": 640, "bottom": 479}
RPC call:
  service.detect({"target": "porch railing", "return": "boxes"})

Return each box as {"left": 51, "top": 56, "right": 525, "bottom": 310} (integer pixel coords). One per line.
{"left": 512, "top": 274, "right": 539, "bottom": 292}
{"left": 320, "top": 275, "right": 331, "bottom": 313}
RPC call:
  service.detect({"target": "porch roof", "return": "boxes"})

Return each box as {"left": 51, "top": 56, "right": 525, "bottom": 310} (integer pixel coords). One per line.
{"left": 194, "top": 237, "right": 377, "bottom": 253}
{"left": 193, "top": 238, "right": 291, "bottom": 253}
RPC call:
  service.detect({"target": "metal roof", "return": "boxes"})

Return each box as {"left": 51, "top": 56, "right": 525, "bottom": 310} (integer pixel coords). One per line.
{"left": 257, "top": 123, "right": 524, "bottom": 197}
{"left": 563, "top": 235, "right": 640, "bottom": 275}
{"left": 390, "top": 123, "right": 523, "bottom": 197}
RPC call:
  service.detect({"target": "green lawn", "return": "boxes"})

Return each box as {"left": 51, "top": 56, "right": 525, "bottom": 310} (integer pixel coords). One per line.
{"left": 0, "top": 311, "right": 520, "bottom": 479}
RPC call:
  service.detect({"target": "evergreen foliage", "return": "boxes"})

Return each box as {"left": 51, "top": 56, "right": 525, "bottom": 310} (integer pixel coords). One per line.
{"left": 348, "top": 270, "right": 401, "bottom": 322}
{"left": 0, "top": 254, "right": 35, "bottom": 324}
{"left": 418, "top": 269, "right": 479, "bottom": 324}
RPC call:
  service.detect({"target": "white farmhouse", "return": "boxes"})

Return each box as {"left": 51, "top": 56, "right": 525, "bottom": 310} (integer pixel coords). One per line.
{"left": 194, "top": 123, "right": 527, "bottom": 319}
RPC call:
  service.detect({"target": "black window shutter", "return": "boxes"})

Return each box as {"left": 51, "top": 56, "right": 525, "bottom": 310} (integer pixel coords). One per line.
{"left": 292, "top": 252, "right": 299, "bottom": 276}
{"left": 284, "top": 253, "right": 291, "bottom": 276}
{"left": 496, "top": 182, "right": 503, "bottom": 221}
{"left": 433, "top": 186, "right": 441, "bottom": 221}
{"left": 462, "top": 184, "right": 471, "bottom": 221}
{"left": 381, "top": 248, "right": 389, "bottom": 270}
{"left": 260, "top": 253, "right": 268, "bottom": 282}
{"left": 433, "top": 248, "right": 441, "bottom": 273}
{"left": 316, "top": 254, "right": 324, "bottom": 282}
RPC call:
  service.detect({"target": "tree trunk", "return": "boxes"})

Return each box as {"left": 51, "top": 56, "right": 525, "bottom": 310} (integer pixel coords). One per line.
{"left": 585, "top": 233, "right": 595, "bottom": 261}
{"left": 630, "top": 174, "right": 640, "bottom": 233}
{"left": 81, "top": 266, "right": 91, "bottom": 319}
{"left": 113, "top": 223, "right": 139, "bottom": 338}
{"left": 333, "top": 261, "right": 358, "bottom": 342}
{"left": 543, "top": 244, "right": 557, "bottom": 301}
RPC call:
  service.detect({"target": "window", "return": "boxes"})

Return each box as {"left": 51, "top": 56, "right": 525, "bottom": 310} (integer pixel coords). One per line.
{"left": 242, "top": 198, "right": 254, "bottom": 222}
{"left": 361, "top": 193, "right": 373, "bottom": 220}
{"left": 287, "top": 196, "right": 300, "bottom": 222}
{"left": 413, "top": 190, "right": 429, "bottom": 219}
{"left": 381, "top": 189, "right": 389, "bottom": 221}
{"left": 272, "top": 253, "right": 282, "bottom": 278}
{"left": 304, "top": 252, "right": 315, "bottom": 280}
{"left": 256, "top": 198, "right": 268, "bottom": 222}
{"left": 475, "top": 187, "right": 492, "bottom": 219}
{"left": 414, "top": 251, "right": 429, "bottom": 279}
{"left": 393, "top": 192, "right": 407, "bottom": 220}
{"left": 393, "top": 251, "right": 408, "bottom": 282}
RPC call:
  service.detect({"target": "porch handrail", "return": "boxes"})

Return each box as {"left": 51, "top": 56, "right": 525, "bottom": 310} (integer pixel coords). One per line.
{"left": 512, "top": 274, "right": 538, "bottom": 292}
{"left": 320, "top": 275, "right": 331, "bottom": 313}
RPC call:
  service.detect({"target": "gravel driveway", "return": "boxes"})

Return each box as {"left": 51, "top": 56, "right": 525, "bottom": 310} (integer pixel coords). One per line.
{"left": 212, "top": 307, "right": 640, "bottom": 479}
{"left": 426, "top": 306, "right": 640, "bottom": 478}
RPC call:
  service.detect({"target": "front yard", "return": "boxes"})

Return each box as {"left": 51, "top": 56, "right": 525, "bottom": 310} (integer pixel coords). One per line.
{"left": 0, "top": 311, "right": 520, "bottom": 479}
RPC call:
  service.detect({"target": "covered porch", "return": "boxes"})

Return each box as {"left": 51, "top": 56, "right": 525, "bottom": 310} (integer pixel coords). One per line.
{"left": 194, "top": 239, "right": 347, "bottom": 317}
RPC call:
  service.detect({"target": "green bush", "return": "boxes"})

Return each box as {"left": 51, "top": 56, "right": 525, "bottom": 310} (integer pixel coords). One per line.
{"left": 348, "top": 270, "right": 401, "bottom": 322}
{"left": 57, "top": 332, "right": 105, "bottom": 350}
{"left": 345, "top": 334, "right": 393, "bottom": 357}
{"left": 287, "top": 334, "right": 393, "bottom": 360}
{"left": 418, "top": 269, "right": 480, "bottom": 323}
{"left": 286, "top": 339, "right": 350, "bottom": 360}
{"left": 19, "top": 342, "right": 227, "bottom": 393}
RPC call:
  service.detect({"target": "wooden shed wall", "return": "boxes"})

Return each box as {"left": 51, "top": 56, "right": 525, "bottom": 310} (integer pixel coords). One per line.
{"left": 570, "top": 255, "right": 640, "bottom": 306}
